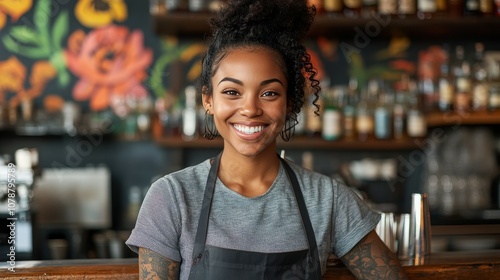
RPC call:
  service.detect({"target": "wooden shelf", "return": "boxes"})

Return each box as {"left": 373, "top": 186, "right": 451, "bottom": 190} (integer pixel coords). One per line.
{"left": 425, "top": 110, "right": 500, "bottom": 127}
{"left": 153, "top": 13, "right": 500, "bottom": 39}
{"left": 154, "top": 135, "right": 421, "bottom": 150}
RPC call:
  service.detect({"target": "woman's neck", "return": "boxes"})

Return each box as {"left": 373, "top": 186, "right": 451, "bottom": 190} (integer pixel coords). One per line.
{"left": 218, "top": 149, "right": 280, "bottom": 197}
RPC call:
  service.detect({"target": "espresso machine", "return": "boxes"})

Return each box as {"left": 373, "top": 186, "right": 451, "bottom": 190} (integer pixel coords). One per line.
{"left": 0, "top": 148, "right": 37, "bottom": 261}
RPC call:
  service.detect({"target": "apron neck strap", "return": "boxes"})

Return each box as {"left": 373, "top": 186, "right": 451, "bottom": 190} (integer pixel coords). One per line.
{"left": 191, "top": 152, "right": 321, "bottom": 276}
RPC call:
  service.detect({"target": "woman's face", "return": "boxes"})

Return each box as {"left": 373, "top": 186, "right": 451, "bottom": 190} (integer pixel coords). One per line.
{"left": 204, "top": 46, "right": 288, "bottom": 158}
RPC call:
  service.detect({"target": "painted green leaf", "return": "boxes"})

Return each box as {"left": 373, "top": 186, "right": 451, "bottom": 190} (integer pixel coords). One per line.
{"left": 52, "top": 10, "right": 69, "bottom": 52}
{"left": 9, "top": 26, "right": 40, "bottom": 45}
{"left": 3, "top": 36, "right": 50, "bottom": 59}
{"left": 34, "top": 0, "right": 51, "bottom": 51}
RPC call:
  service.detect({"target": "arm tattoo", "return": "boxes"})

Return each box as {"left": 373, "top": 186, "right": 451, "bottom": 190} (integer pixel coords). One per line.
{"left": 340, "top": 231, "right": 408, "bottom": 280}
{"left": 139, "top": 247, "right": 180, "bottom": 280}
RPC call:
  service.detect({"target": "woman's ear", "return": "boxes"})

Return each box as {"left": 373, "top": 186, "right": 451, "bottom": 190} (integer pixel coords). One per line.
{"left": 201, "top": 86, "right": 213, "bottom": 113}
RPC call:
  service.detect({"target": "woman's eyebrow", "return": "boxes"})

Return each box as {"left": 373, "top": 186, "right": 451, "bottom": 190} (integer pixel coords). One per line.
{"left": 260, "top": 78, "right": 284, "bottom": 86}
{"left": 217, "top": 77, "right": 285, "bottom": 86}
{"left": 218, "top": 77, "right": 242, "bottom": 85}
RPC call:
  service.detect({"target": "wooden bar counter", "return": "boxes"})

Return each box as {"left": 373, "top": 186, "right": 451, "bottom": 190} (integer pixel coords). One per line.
{"left": 1, "top": 250, "right": 499, "bottom": 279}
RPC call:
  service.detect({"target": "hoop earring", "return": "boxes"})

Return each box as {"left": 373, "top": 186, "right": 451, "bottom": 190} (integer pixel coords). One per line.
{"left": 280, "top": 114, "right": 297, "bottom": 142}
{"left": 203, "top": 110, "right": 218, "bottom": 140}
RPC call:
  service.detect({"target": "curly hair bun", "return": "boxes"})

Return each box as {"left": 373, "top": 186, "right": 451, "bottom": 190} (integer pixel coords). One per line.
{"left": 210, "top": 0, "right": 315, "bottom": 41}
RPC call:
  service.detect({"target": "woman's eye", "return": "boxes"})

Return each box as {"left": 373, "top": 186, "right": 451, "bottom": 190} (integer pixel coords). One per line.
{"left": 262, "top": 91, "right": 278, "bottom": 97}
{"left": 222, "top": 90, "right": 239, "bottom": 96}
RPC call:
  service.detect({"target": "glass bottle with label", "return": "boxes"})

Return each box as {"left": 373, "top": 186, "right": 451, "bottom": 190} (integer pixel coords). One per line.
{"left": 436, "top": 0, "right": 448, "bottom": 16}
{"left": 344, "top": 0, "right": 362, "bottom": 17}
{"left": 472, "top": 42, "right": 489, "bottom": 111}
{"left": 417, "top": 0, "right": 437, "bottom": 19}
{"left": 362, "top": 0, "right": 378, "bottom": 17}
{"left": 356, "top": 85, "right": 375, "bottom": 142}
{"left": 374, "top": 90, "right": 393, "bottom": 140}
{"left": 379, "top": 0, "right": 398, "bottom": 15}
{"left": 406, "top": 84, "right": 427, "bottom": 138}
{"left": 344, "top": 77, "right": 358, "bottom": 140}
{"left": 452, "top": 45, "right": 472, "bottom": 113}
{"left": 480, "top": 0, "right": 494, "bottom": 15}
{"left": 488, "top": 59, "right": 500, "bottom": 111}
{"left": 394, "top": 75, "right": 410, "bottom": 140}
{"left": 464, "top": 0, "right": 481, "bottom": 15}
{"left": 322, "top": 87, "right": 343, "bottom": 141}
{"left": 182, "top": 85, "right": 199, "bottom": 140}
{"left": 399, "top": 0, "right": 417, "bottom": 18}
{"left": 325, "top": 0, "right": 344, "bottom": 16}
{"left": 438, "top": 52, "right": 454, "bottom": 112}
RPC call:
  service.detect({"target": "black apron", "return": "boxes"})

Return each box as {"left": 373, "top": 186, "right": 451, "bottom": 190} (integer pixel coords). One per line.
{"left": 188, "top": 153, "right": 322, "bottom": 280}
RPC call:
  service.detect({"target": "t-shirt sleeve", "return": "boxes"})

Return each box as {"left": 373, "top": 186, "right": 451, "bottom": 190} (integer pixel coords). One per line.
{"left": 331, "top": 183, "right": 380, "bottom": 258}
{"left": 125, "top": 177, "right": 182, "bottom": 262}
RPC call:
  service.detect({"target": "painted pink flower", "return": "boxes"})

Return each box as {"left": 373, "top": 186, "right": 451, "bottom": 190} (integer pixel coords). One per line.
{"left": 64, "top": 25, "right": 152, "bottom": 111}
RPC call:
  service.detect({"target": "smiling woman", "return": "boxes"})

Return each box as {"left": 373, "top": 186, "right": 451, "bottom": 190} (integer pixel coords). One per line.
{"left": 126, "top": 0, "right": 408, "bottom": 279}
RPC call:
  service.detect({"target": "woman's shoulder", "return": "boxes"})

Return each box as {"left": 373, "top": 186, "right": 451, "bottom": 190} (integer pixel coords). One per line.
{"left": 150, "top": 159, "right": 211, "bottom": 193}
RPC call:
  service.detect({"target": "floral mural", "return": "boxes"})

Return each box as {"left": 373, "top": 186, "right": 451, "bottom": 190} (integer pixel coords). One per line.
{"left": 64, "top": 25, "right": 152, "bottom": 111}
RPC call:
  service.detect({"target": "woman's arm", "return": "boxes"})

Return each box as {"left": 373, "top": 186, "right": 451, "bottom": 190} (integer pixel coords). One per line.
{"left": 138, "top": 247, "right": 180, "bottom": 280}
{"left": 340, "top": 230, "right": 408, "bottom": 280}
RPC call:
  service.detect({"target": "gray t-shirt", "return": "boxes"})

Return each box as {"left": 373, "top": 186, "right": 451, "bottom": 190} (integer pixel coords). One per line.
{"left": 126, "top": 158, "right": 380, "bottom": 279}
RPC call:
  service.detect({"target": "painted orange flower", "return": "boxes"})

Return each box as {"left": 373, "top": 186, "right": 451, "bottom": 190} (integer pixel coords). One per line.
{"left": 0, "top": 57, "right": 56, "bottom": 107}
{"left": 0, "top": 56, "right": 26, "bottom": 104}
{"left": 75, "top": 0, "right": 127, "bottom": 28}
{"left": 64, "top": 25, "right": 153, "bottom": 111}
{"left": 0, "top": 0, "right": 32, "bottom": 29}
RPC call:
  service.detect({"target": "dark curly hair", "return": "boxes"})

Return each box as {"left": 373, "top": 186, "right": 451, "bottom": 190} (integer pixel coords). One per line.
{"left": 200, "top": 0, "right": 321, "bottom": 139}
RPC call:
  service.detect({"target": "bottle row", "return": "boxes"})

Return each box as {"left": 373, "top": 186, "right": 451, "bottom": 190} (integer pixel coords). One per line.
{"left": 149, "top": 0, "right": 500, "bottom": 18}
{"left": 422, "top": 42, "right": 500, "bottom": 113}
{"left": 311, "top": 0, "right": 500, "bottom": 18}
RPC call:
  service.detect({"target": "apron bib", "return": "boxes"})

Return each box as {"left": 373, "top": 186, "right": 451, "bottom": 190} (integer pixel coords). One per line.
{"left": 188, "top": 153, "right": 322, "bottom": 280}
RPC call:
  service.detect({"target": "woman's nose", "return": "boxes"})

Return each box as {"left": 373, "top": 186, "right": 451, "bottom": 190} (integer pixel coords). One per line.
{"left": 239, "top": 96, "right": 262, "bottom": 117}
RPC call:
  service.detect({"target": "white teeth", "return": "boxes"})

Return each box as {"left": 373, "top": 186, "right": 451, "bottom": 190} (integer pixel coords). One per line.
{"left": 234, "top": 124, "right": 264, "bottom": 134}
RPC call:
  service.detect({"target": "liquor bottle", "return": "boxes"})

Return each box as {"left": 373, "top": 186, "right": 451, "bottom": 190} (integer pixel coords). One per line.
{"left": 325, "top": 0, "right": 344, "bottom": 16}
{"left": 374, "top": 90, "right": 393, "bottom": 140}
{"left": 356, "top": 81, "right": 376, "bottom": 141}
{"left": 406, "top": 83, "right": 427, "bottom": 138}
{"left": 165, "top": 0, "right": 188, "bottom": 12}
{"left": 394, "top": 75, "right": 410, "bottom": 140}
{"left": 452, "top": 45, "right": 472, "bottom": 113}
{"left": 472, "top": 42, "right": 489, "bottom": 111}
{"left": 379, "top": 0, "right": 398, "bottom": 15}
{"left": 362, "top": 0, "right": 378, "bottom": 17}
{"left": 343, "top": 77, "right": 358, "bottom": 140}
{"left": 182, "top": 85, "right": 199, "bottom": 140}
{"left": 438, "top": 49, "right": 455, "bottom": 112}
{"left": 322, "top": 87, "right": 343, "bottom": 141}
{"left": 188, "top": 0, "right": 209, "bottom": 12}
{"left": 344, "top": 0, "right": 362, "bottom": 17}
{"left": 417, "top": 0, "right": 437, "bottom": 19}
{"left": 488, "top": 60, "right": 500, "bottom": 111}
{"left": 464, "top": 0, "right": 481, "bottom": 15}
{"left": 480, "top": 0, "right": 494, "bottom": 15}
{"left": 393, "top": 90, "right": 407, "bottom": 140}
{"left": 436, "top": 0, "right": 448, "bottom": 16}
{"left": 399, "top": 0, "right": 417, "bottom": 18}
